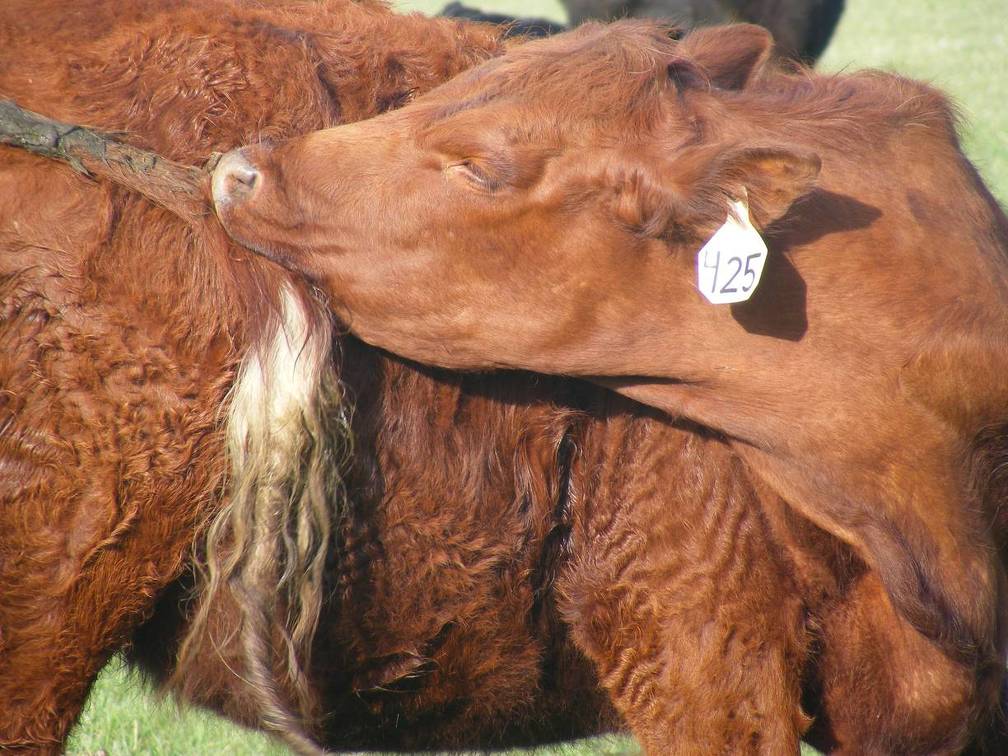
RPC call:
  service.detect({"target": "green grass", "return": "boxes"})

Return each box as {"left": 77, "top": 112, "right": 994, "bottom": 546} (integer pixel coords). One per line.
{"left": 66, "top": 659, "right": 287, "bottom": 756}
{"left": 67, "top": 0, "right": 1006, "bottom": 753}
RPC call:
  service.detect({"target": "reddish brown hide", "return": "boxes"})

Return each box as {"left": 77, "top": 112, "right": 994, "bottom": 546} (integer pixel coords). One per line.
{"left": 1, "top": 3, "right": 1002, "bottom": 755}
{"left": 214, "top": 20, "right": 1008, "bottom": 690}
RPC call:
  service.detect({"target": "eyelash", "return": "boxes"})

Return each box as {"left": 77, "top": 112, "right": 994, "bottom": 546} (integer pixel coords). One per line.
{"left": 451, "top": 160, "right": 501, "bottom": 193}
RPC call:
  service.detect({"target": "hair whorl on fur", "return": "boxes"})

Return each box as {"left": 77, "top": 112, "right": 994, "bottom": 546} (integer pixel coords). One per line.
{"left": 173, "top": 282, "right": 351, "bottom": 755}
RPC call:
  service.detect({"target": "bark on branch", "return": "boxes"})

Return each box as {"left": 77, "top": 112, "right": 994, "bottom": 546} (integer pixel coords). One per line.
{"left": 0, "top": 99, "right": 211, "bottom": 224}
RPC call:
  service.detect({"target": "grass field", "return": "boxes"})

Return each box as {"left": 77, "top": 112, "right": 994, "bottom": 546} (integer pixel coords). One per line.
{"left": 66, "top": 0, "right": 1007, "bottom": 753}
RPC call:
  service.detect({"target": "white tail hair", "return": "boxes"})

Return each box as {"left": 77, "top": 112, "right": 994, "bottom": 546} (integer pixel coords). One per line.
{"left": 176, "top": 282, "right": 351, "bottom": 755}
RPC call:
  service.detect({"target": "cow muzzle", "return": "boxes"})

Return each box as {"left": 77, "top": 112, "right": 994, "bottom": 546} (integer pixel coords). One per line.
{"left": 212, "top": 148, "right": 261, "bottom": 210}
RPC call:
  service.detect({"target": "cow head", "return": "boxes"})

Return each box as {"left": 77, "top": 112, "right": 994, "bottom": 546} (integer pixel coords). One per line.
{"left": 212, "top": 21, "right": 819, "bottom": 376}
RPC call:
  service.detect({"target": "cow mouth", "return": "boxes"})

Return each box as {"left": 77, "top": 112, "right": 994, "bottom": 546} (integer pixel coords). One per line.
{"left": 244, "top": 241, "right": 312, "bottom": 280}
{"left": 214, "top": 208, "right": 312, "bottom": 277}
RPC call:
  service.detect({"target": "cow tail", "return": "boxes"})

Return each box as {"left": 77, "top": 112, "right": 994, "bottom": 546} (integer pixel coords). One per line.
{"left": 176, "top": 282, "right": 351, "bottom": 754}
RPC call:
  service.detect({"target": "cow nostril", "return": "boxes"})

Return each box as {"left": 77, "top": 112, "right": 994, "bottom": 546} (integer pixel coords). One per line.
{"left": 212, "top": 149, "right": 262, "bottom": 208}
{"left": 231, "top": 164, "right": 258, "bottom": 189}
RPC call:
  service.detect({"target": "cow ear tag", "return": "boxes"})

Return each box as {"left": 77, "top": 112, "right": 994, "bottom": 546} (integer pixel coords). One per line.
{"left": 696, "top": 195, "right": 767, "bottom": 305}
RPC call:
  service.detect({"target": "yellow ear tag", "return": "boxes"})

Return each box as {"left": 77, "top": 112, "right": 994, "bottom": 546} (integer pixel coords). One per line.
{"left": 696, "top": 197, "right": 767, "bottom": 305}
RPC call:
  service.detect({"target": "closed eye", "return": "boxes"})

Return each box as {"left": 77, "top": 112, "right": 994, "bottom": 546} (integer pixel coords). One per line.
{"left": 447, "top": 160, "right": 505, "bottom": 194}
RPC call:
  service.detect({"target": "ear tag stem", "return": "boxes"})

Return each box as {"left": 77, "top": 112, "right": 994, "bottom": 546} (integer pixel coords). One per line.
{"left": 696, "top": 195, "right": 768, "bottom": 304}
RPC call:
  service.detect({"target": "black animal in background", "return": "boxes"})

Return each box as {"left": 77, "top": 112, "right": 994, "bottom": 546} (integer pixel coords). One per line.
{"left": 440, "top": 1, "right": 564, "bottom": 37}
{"left": 440, "top": 0, "right": 844, "bottom": 61}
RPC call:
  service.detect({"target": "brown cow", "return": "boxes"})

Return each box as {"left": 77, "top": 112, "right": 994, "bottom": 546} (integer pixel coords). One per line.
{"left": 1, "top": 4, "right": 998, "bottom": 755}
{"left": 212, "top": 16, "right": 1008, "bottom": 748}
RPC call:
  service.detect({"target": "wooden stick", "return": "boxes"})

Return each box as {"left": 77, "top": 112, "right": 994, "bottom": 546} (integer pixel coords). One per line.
{"left": 0, "top": 99, "right": 211, "bottom": 224}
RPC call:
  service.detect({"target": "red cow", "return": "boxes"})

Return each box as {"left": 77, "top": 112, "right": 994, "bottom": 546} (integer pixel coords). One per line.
{"left": 212, "top": 18, "right": 1008, "bottom": 751}
{"left": 2, "top": 4, "right": 999, "bottom": 755}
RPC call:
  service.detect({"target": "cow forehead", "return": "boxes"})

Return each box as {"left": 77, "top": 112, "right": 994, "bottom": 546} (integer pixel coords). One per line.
{"left": 416, "top": 20, "right": 685, "bottom": 129}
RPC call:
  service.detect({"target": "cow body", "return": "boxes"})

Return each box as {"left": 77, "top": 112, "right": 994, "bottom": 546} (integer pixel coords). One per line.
{"left": 1, "top": 3, "right": 998, "bottom": 755}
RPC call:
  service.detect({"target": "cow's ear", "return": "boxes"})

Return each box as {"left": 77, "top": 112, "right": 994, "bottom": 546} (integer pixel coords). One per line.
{"left": 612, "top": 143, "right": 819, "bottom": 237}
{"left": 676, "top": 24, "right": 774, "bottom": 90}
{"left": 689, "top": 145, "right": 822, "bottom": 227}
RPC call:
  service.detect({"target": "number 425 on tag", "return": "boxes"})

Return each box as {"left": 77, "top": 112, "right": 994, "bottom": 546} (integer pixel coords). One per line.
{"left": 696, "top": 198, "right": 768, "bottom": 305}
